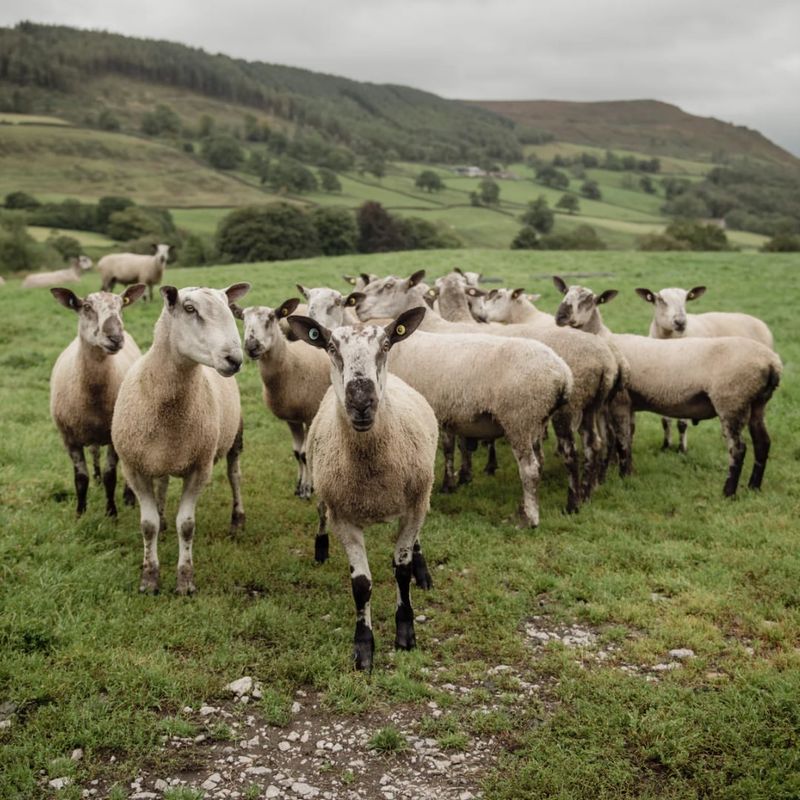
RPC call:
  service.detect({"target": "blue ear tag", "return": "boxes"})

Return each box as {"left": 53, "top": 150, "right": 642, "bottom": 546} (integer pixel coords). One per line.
{"left": 309, "top": 328, "right": 320, "bottom": 340}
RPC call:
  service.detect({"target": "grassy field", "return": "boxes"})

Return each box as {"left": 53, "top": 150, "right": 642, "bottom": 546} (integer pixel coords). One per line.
{"left": 1, "top": 250, "right": 798, "bottom": 799}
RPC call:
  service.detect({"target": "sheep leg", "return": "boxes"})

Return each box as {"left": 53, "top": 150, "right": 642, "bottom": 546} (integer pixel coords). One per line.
{"left": 288, "top": 422, "right": 312, "bottom": 499}
{"left": 610, "top": 392, "right": 633, "bottom": 477}
{"left": 553, "top": 410, "right": 580, "bottom": 514}
{"left": 128, "top": 474, "right": 161, "bottom": 594}
{"left": 394, "top": 508, "right": 426, "bottom": 651}
{"left": 315, "top": 501, "right": 329, "bottom": 563}
{"left": 484, "top": 440, "right": 498, "bottom": 476}
{"left": 175, "top": 468, "right": 210, "bottom": 595}
{"left": 103, "top": 445, "right": 120, "bottom": 518}
{"left": 147, "top": 282, "right": 154, "bottom": 302}
{"left": 579, "top": 410, "right": 602, "bottom": 501}
{"left": 747, "top": 403, "right": 771, "bottom": 490}
{"left": 227, "top": 427, "right": 246, "bottom": 533}
{"left": 412, "top": 540, "right": 433, "bottom": 589}
{"left": 721, "top": 417, "right": 746, "bottom": 497}
{"left": 155, "top": 476, "right": 169, "bottom": 532}
{"left": 677, "top": 420, "right": 689, "bottom": 454}
{"left": 333, "top": 518, "right": 374, "bottom": 672}
{"left": 510, "top": 438, "right": 541, "bottom": 528}
{"left": 661, "top": 417, "right": 672, "bottom": 450}
{"left": 68, "top": 445, "right": 89, "bottom": 517}
{"left": 440, "top": 431, "right": 458, "bottom": 493}
{"left": 123, "top": 482, "right": 136, "bottom": 507}
{"left": 90, "top": 445, "right": 102, "bottom": 484}
{"left": 457, "top": 437, "right": 474, "bottom": 485}
{"left": 596, "top": 411, "right": 611, "bottom": 485}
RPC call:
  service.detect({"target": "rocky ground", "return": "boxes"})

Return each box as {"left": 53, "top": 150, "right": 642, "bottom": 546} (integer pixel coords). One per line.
{"left": 40, "top": 615, "right": 705, "bottom": 799}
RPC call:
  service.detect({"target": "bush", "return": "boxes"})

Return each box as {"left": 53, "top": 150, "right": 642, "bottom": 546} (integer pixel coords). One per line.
{"left": 5, "top": 191, "right": 40, "bottom": 210}
{"left": 479, "top": 178, "right": 500, "bottom": 205}
{"left": 46, "top": 234, "right": 82, "bottom": 260}
{"left": 269, "top": 157, "right": 318, "bottom": 193}
{"left": 311, "top": 207, "right": 357, "bottom": 256}
{"left": 761, "top": 233, "right": 800, "bottom": 252}
{"left": 202, "top": 135, "right": 244, "bottom": 170}
{"left": 581, "top": 180, "right": 602, "bottom": 200}
{"left": 28, "top": 199, "right": 98, "bottom": 232}
{"left": 535, "top": 165, "right": 570, "bottom": 190}
{"left": 141, "top": 104, "right": 181, "bottom": 136}
{"left": 638, "top": 233, "right": 690, "bottom": 251}
{"left": 395, "top": 217, "right": 460, "bottom": 250}
{"left": 0, "top": 215, "right": 39, "bottom": 272}
{"left": 97, "top": 196, "right": 135, "bottom": 231}
{"left": 96, "top": 109, "right": 120, "bottom": 131}
{"left": 216, "top": 204, "right": 320, "bottom": 263}
{"left": 180, "top": 233, "right": 216, "bottom": 265}
{"left": 541, "top": 225, "right": 606, "bottom": 250}
{"left": 510, "top": 226, "right": 540, "bottom": 250}
{"left": 665, "top": 220, "right": 730, "bottom": 251}
{"left": 556, "top": 194, "right": 580, "bottom": 214}
{"left": 107, "top": 207, "right": 173, "bottom": 242}
{"left": 521, "top": 196, "right": 554, "bottom": 232}
{"left": 318, "top": 168, "right": 342, "bottom": 193}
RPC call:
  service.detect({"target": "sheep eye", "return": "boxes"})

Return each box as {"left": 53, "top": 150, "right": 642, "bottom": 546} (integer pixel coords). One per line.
{"left": 184, "top": 304, "right": 195, "bottom": 313}
{"left": 82, "top": 303, "right": 92, "bottom": 313}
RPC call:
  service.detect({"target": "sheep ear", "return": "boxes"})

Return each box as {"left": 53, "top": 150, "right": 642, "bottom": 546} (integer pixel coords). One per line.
{"left": 385, "top": 306, "right": 426, "bottom": 347}
{"left": 121, "top": 284, "right": 146, "bottom": 307}
{"left": 687, "top": 286, "right": 706, "bottom": 301}
{"left": 51, "top": 287, "right": 81, "bottom": 312}
{"left": 345, "top": 291, "right": 365, "bottom": 308}
{"left": 596, "top": 290, "right": 618, "bottom": 305}
{"left": 277, "top": 297, "right": 300, "bottom": 318}
{"left": 287, "top": 315, "right": 330, "bottom": 349}
{"left": 634, "top": 287, "right": 656, "bottom": 304}
{"left": 225, "top": 283, "right": 251, "bottom": 304}
{"left": 511, "top": 287, "right": 526, "bottom": 300}
{"left": 407, "top": 270, "right": 426, "bottom": 288}
{"left": 552, "top": 276, "right": 568, "bottom": 295}
{"left": 528, "top": 293, "right": 542, "bottom": 303}
{"left": 359, "top": 273, "right": 372, "bottom": 286}
{"left": 467, "top": 287, "right": 487, "bottom": 298}
{"left": 342, "top": 275, "right": 357, "bottom": 286}
{"left": 161, "top": 285, "right": 179, "bottom": 307}
{"left": 453, "top": 267, "right": 464, "bottom": 277}
{"left": 229, "top": 303, "right": 244, "bottom": 320}
{"left": 296, "top": 283, "right": 310, "bottom": 300}
{"left": 487, "top": 289, "right": 498, "bottom": 299}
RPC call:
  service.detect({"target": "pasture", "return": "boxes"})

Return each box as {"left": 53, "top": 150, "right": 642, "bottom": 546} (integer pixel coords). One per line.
{"left": 1, "top": 250, "right": 798, "bottom": 799}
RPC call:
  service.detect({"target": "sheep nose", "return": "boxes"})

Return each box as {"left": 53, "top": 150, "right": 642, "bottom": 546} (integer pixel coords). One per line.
{"left": 224, "top": 354, "right": 242, "bottom": 373}
{"left": 106, "top": 334, "right": 123, "bottom": 349}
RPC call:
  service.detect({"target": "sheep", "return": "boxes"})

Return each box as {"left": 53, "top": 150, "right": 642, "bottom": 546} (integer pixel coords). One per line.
{"left": 23, "top": 256, "right": 93, "bottom": 288}
{"left": 634, "top": 285, "right": 775, "bottom": 453}
{"left": 342, "top": 273, "right": 379, "bottom": 290}
{"left": 111, "top": 282, "right": 251, "bottom": 595}
{"left": 553, "top": 281, "right": 782, "bottom": 496}
{"left": 287, "top": 307, "right": 439, "bottom": 672}
{"left": 234, "top": 298, "right": 331, "bottom": 510}
{"left": 297, "top": 285, "right": 360, "bottom": 328}
{"left": 355, "top": 271, "right": 619, "bottom": 499}
{"left": 98, "top": 244, "right": 170, "bottom": 301}
{"left": 49, "top": 284, "right": 146, "bottom": 517}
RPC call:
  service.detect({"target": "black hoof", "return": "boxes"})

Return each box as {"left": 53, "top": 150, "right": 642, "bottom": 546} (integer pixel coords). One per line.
{"left": 230, "top": 511, "right": 246, "bottom": 534}
{"left": 412, "top": 551, "right": 433, "bottom": 590}
{"left": 439, "top": 482, "right": 457, "bottom": 495}
{"left": 565, "top": 495, "right": 580, "bottom": 515}
{"left": 484, "top": 467, "right": 497, "bottom": 476}
{"left": 457, "top": 472, "right": 472, "bottom": 486}
{"left": 395, "top": 619, "right": 417, "bottom": 651}
{"left": 353, "top": 629, "right": 374, "bottom": 672}
{"left": 106, "top": 504, "right": 118, "bottom": 519}
{"left": 315, "top": 533, "right": 329, "bottom": 564}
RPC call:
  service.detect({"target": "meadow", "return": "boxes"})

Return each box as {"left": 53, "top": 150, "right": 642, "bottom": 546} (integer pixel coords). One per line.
{"left": 1, "top": 250, "right": 798, "bottom": 799}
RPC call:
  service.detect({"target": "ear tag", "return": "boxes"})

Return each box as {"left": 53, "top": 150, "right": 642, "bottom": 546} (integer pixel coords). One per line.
{"left": 395, "top": 324, "right": 406, "bottom": 336}
{"left": 282, "top": 308, "right": 288, "bottom": 316}
{"left": 347, "top": 297, "right": 355, "bottom": 306}
{"left": 468, "top": 289, "right": 476, "bottom": 296}
{"left": 648, "top": 294, "right": 653, "bottom": 302}
{"left": 123, "top": 296, "right": 130, "bottom": 305}
{"left": 428, "top": 289, "right": 435, "bottom": 297}
{"left": 309, "top": 328, "right": 320, "bottom": 340}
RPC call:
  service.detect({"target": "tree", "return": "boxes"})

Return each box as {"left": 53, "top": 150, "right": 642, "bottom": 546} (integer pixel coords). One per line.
{"left": 640, "top": 176, "right": 656, "bottom": 194}
{"left": 318, "top": 168, "right": 342, "bottom": 193}
{"left": 356, "top": 202, "right": 405, "bottom": 253}
{"left": 311, "top": 207, "right": 357, "bottom": 255}
{"left": 479, "top": 178, "right": 500, "bottom": 205}
{"left": 535, "top": 164, "right": 569, "bottom": 190}
{"left": 581, "top": 180, "right": 602, "bottom": 200}
{"left": 510, "top": 226, "right": 540, "bottom": 250}
{"left": 555, "top": 194, "right": 580, "bottom": 214}
{"left": 141, "top": 104, "right": 181, "bottom": 136}
{"left": 521, "top": 196, "right": 554, "bottom": 232}
{"left": 4, "top": 191, "right": 39, "bottom": 210}
{"left": 181, "top": 233, "right": 215, "bottom": 265}
{"left": 415, "top": 170, "right": 444, "bottom": 193}
{"left": 762, "top": 233, "right": 800, "bottom": 252}
{"left": 46, "top": 234, "right": 82, "bottom": 261}
{"left": 269, "top": 157, "right": 318, "bottom": 193}
{"left": 395, "top": 217, "right": 459, "bottom": 249}
{"left": 362, "top": 153, "right": 386, "bottom": 180}
{"left": 96, "top": 109, "right": 120, "bottom": 131}
{"left": 665, "top": 220, "right": 730, "bottom": 251}
{"left": 201, "top": 135, "right": 244, "bottom": 170}
{"left": 97, "top": 196, "right": 135, "bottom": 231}
{"left": 248, "top": 151, "right": 270, "bottom": 184}
{"left": 469, "top": 191, "right": 481, "bottom": 207}
{"left": 540, "top": 225, "right": 606, "bottom": 251}
{"left": 107, "top": 207, "right": 165, "bottom": 241}
{"left": 216, "top": 204, "right": 320, "bottom": 262}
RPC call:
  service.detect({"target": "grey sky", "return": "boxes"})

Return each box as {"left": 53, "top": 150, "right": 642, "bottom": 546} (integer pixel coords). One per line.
{"left": 2, "top": 0, "right": 799, "bottom": 154}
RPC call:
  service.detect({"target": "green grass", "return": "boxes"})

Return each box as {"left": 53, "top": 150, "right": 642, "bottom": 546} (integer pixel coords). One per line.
{"left": 1, "top": 250, "right": 799, "bottom": 799}
{"left": 0, "top": 113, "right": 71, "bottom": 126}
{"left": 26, "top": 226, "right": 117, "bottom": 249}
{"left": 367, "top": 726, "right": 409, "bottom": 753}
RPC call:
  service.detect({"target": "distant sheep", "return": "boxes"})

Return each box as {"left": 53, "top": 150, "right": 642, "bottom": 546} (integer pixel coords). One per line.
{"left": 23, "top": 256, "right": 93, "bottom": 288}
{"left": 98, "top": 244, "right": 170, "bottom": 301}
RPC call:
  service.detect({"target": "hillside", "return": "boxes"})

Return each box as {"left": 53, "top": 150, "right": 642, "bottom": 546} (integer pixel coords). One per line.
{"left": 468, "top": 99, "right": 799, "bottom": 168}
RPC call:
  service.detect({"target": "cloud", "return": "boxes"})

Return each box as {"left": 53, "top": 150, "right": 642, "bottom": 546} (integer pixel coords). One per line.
{"left": 1, "top": 0, "right": 798, "bottom": 153}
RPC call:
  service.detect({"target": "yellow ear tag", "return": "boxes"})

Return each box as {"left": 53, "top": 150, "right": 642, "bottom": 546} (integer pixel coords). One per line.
{"left": 396, "top": 324, "right": 406, "bottom": 336}
{"left": 123, "top": 296, "right": 130, "bottom": 305}
{"left": 428, "top": 289, "right": 435, "bottom": 297}
{"left": 282, "top": 308, "right": 288, "bottom": 316}
{"left": 347, "top": 297, "right": 355, "bottom": 306}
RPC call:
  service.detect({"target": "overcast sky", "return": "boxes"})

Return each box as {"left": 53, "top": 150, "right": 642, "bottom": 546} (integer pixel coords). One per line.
{"left": 2, "top": 0, "right": 798, "bottom": 154}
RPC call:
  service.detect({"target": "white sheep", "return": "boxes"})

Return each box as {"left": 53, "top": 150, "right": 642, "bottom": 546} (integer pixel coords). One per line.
{"left": 112, "top": 282, "right": 251, "bottom": 595}
{"left": 554, "top": 281, "right": 782, "bottom": 496}
{"left": 355, "top": 271, "right": 618, "bottom": 500}
{"left": 634, "top": 285, "right": 775, "bottom": 453}
{"left": 342, "top": 273, "right": 379, "bottom": 290}
{"left": 98, "top": 244, "right": 170, "bottom": 301}
{"left": 234, "top": 298, "right": 331, "bottom": 509}
{"left": 288, "top": 308, "right": 438, "bottom": 672}
{"left": 23, "top": 256, "right": 93, "bottom": 288}
{"left": 50, "top": 284, "right": 146, "bottom": 517}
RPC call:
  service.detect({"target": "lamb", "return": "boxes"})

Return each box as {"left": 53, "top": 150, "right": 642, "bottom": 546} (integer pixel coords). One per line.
{"left": 355, "top": 271, "right": 619, "bottom": 498}
{"left": 98, "top": 244, "right": 170, "bottom": 301}
{"left": 234, "top": 298, "right": 331, "bottom": 509}
{"left": 288, "top": 307, "right": 439, "bottom": 672}
{"left": 23, "top": 256, "right": 93, "bottom": 288}
{"left": 49, "top": 284, "right": 146, "bottom": 517}
{"left": 634, "top": 285, "right": 775, "bottom": 453}
{"left": 554, "top": 281, "right": 782, "bottom": 496}
{"left": 112, "top": 282, "right": 251, "bottom": 595}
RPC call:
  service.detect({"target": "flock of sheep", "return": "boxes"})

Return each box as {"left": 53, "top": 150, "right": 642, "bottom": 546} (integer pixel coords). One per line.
{"left": 42, "top": 252, "right": 782, "bottom": 672}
